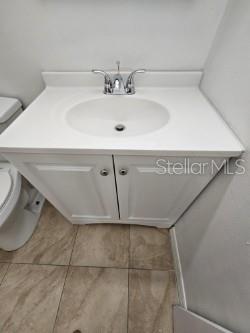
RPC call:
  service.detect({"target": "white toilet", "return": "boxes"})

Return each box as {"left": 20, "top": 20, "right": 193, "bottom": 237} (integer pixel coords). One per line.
{"left": 0, "top": 97, "right": 44, "bottom": 251}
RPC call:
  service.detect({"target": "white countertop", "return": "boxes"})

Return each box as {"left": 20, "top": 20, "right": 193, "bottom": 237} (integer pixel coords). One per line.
{"left": 0, "top": 72, "right": 244, "bottom": 157}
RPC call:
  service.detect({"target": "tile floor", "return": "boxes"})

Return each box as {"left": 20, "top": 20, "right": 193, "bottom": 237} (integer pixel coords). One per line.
{"left": 0, "top": 201, "right": 178, "bottom": 333}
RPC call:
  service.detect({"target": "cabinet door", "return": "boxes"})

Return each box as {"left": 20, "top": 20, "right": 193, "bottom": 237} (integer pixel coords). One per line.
{"left": 6, "top": 153, "right": 119, "bottom": 223}
{"left": 114, "top": 156, "right": 225, "bottom": 227}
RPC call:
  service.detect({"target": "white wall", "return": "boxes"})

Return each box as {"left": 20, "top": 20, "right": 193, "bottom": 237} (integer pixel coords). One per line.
{"left": 175, "top": 1, "right": 250, "bottom": 333}
{"left": 0, "top": 0, "right": 227, "bottom": 106}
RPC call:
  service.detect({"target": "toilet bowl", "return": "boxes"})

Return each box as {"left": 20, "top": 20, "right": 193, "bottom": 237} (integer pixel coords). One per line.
{"left": 0, "top": 97, "right": 44, "bottom": 251}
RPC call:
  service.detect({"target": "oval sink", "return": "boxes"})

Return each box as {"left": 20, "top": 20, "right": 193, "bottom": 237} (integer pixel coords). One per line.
{"left": 65, "top": 97, "right": 169, "bottom": 137}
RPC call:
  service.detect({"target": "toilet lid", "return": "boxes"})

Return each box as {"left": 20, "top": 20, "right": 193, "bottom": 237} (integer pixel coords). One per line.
{"left": 0, "top": 170, "right": 12, "bottom": 209}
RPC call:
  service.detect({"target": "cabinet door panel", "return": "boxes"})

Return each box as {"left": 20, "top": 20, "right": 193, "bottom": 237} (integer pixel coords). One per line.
{"left": 114, "top": 156, "right": 224, "bottom": 227}
{"left": 5, "top": 154, "right": 119, "bottom": 222}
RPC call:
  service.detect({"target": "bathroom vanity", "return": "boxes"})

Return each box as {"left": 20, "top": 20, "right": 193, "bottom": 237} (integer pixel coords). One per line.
{"left": 0, "top": 72, "right": 243, "bottom": 228}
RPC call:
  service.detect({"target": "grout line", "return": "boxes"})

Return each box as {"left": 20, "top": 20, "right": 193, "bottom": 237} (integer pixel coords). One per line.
{"left": 69, "top": 265, "right": 176, "bottom": 272}
{"left": 1, "top": 262, "right": 69, "bottom": 268}
{"left": 127, "top": 268, "right": 130, "bottom": 333}
{"left": 52, "top": 225, "right": 79, "bottom": 333}
{"left": 0, "top": 261, "right": 176, "bottom": 272}
{"left": 0, "top": 261, "right": 12, "bottom": 264}
{"left": 128, "top": 224, "right": 131, "bottom": 269}
{"left": 68, "top": 225, "right": 79, "bottom": 266}
{"left": 52, "top": 265, "right": 70, "bottom": 333}
{"left": 128, "top": 268, "right": 176, "bottom": 273}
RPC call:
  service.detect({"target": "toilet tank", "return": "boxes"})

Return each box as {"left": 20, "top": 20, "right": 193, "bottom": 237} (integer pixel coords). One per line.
{"left": 0, "top": 97, "right": 23, "bottom": 162}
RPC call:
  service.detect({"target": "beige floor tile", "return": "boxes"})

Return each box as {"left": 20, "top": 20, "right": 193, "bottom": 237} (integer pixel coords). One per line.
{"left": 128, "top": 269, "right": 177, "bottom": 333}
{"left": 71, "top": 224, "right": 130, "bottom": 268}
{"left": 130, "top": 225, "right": 174, "bottom": 270}
{"left": 5, "top": 201, "right": 77, "bottom": 265}
{"left": 54, "top": 266, "right": 128, "bottom": 333}
{"left": 0, "top": 264, "right": 67, "bottom": 333}
{"left": 0, "top": 263, "right": 9, "bottom": 284}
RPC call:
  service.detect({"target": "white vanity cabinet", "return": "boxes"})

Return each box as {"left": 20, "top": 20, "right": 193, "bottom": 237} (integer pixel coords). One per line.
{"left": 4, "top": 153, "right": 225, "bottom": 228}
{"left": 114, "top": 156, "right": 224, "bottom": 227}
{"left": 6, "top": 154, "right": 119, "bottom": 222}
{"left": 0, "top": 72, "right": 243, "bottom": 227}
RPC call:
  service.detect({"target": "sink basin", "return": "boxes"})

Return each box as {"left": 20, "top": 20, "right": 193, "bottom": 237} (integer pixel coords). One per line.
{"left": 65, "top": 97, "right": 169, "bottom": 137}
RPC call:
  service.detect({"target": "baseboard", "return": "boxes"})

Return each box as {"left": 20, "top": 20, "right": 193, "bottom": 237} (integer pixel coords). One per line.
{"left": 170, "top": 227, "right": 187, "bottom": 309}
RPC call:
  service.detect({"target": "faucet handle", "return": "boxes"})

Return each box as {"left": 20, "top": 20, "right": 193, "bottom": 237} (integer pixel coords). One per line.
{"left": 92, "top": 69, "right": 113, "bottom": 94}
{"left": 125, "top": 69, "right": 146, "bottom": 95}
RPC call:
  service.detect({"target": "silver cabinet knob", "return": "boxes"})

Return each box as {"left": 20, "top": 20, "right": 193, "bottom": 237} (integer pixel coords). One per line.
{"left": 100, "top": 169, "right": 109, "bottom": 176}
{"left": 119, "top": 168, "right": 128, "bottom": 176}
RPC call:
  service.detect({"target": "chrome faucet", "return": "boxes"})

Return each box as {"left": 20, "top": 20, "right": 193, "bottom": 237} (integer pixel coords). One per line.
{"left": 92, "top": 61, "right": 146, "bottom": 95}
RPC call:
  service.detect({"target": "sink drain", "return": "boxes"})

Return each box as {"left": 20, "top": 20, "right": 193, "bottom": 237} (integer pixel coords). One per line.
{"left": 115, "top": 124, "right": 126, "bottom": 132}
